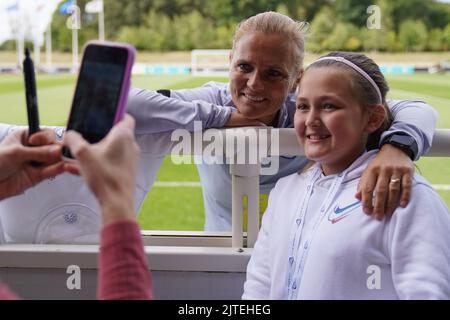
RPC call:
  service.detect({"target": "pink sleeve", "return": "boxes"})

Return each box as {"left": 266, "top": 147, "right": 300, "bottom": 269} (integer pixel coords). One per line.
{"left": 97, "top": 220, "right": 153, "bottom": 300}
{"left": 0, "top": 284, "right": 20, "bottom": 300}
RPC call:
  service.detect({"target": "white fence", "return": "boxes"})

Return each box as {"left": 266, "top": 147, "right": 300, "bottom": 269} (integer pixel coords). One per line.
{"left": 0, "top": 128, "right": 448, "bottom": 299}
{"left": 179, "top": 128, "right": 450, "bottom": 248}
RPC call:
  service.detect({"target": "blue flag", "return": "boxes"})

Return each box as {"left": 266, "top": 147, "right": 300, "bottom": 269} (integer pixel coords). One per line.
{"left": 59, "top": 0, "right": 75, "bottom": 15}
{"left": 6, "top": 2, "right": 19, "bottom": 12}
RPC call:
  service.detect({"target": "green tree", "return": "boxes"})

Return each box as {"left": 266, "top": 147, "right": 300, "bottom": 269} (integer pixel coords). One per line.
{"left": 385, "top": 31, "right": 400, "bottom": 52}
{"left": 276, "top": 3, "right": 289, "bottom": 16}
{"left": 376, "top": 0, "right": 394, "bottom": 31}
{"left": 5, "top": 0, "right": 448, "bottom": 53}
{"left": 50, "top": 11, "right": 97, "bottom": 52}
{"left": 361, "top": 0, "right": 395, "bottom": 52}
{"left": 173, "top": 11, "right": 215, "bottom": 50}
{"left": 308, "top": 6, "right": 336, "bottom": 52}
{"left": 361, "top": 28, "right": 384, "bottom": 52}
{"left": 230, "top": 0, "right": 283, "bottom": 21}
{"left": 144, "top": 10, "right": 177, "bottom": 51}
{"left": 427, "top": 28, "right": 444, "bottom": 51}
{"left": 104, "top": 0, "right": 154, "bottom": 39}
{"left": 324, "top": 23, "right": 362, "bottom": 51}
{"left": 423, "top": 0, "right": 450, "bottom": 30}
{"left": 117, "top": 26, "right": 153, "bottom": 50}
{"left": 443, "top": 23, "right": 450, "bottom": 51}
{"left": 398, "top": 20, "right": 428, "bottom": 52}
{"left": 286, "top": 0, "right": 332, "bottom": 21}
{"left": 388, "top": 0, "right": 450, "bottom": 31}
{"left": 333, "top": 0, "right": 373, "bottom": 27}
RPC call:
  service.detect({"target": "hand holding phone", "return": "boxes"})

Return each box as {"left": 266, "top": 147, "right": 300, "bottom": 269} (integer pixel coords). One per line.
{"left": 62, "top": 41, "right": 135, "bottom": 159}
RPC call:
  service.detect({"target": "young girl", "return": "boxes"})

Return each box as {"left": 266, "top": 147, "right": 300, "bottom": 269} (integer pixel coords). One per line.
{"left": 242, "top": 52, "right": 450, "bottom": 300}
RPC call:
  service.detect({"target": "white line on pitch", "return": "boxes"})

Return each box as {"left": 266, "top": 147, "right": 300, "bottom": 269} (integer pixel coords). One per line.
{"left": 153, "top": 182, "right": 450, "bottom": 191}
{"left": 433, "top": 185, "right": 450, "bottom": 191}
{"left": 154, "top": 181, "right": 202, "bottom": 187}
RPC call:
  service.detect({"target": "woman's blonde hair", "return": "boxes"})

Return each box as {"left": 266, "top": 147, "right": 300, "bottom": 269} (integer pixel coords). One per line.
{"left": 232, "top": 11, "right": 308, "bottom": 82}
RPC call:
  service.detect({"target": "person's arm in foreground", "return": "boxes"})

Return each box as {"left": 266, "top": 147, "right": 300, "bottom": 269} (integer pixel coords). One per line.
{"left": 63, "top": 115, "right": 152, "bottom": 300}
{"left": 357, "top": 100, "right": 437, "bottom": 219}
{"left": 0, "top": 129, "right": 64, "bottom": 299}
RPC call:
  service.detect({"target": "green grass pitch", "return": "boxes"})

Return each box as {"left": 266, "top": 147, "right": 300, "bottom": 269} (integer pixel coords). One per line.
{"left": 0, "top": 72, "right": 449, "bottom": 230}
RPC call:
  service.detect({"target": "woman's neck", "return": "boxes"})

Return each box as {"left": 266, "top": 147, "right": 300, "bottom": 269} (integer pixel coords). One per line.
{"left": 259, "top": 110, "right": 280, "bottom": 126}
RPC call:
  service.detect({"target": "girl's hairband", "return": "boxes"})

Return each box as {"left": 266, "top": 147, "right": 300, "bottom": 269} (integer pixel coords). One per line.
{"left": 312, "top": 56, "right": 383, "bottom": 104}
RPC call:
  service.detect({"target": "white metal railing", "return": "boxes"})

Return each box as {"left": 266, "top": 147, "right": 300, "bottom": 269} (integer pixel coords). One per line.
{"left": 173, "top": 128, "right": 450, "bottom": 249}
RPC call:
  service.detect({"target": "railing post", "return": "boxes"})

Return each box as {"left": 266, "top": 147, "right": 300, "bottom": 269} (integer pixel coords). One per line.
{"left": 230, "top": 163, "right": 260, "bottom": 248}
{"left": 183, "top": 127, "right": 450, "bottom": 250}
{"left": 426, "top": 129, "right": 450, "bottom": 157}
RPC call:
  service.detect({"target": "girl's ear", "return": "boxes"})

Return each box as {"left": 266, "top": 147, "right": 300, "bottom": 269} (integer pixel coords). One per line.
{"left": 364, "top": 104, "right": 386, "bottom": 134}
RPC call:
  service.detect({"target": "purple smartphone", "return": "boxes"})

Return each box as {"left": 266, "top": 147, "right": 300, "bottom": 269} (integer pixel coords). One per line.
{"left": 62, "top": 41, "right": 135, "bottom": 158}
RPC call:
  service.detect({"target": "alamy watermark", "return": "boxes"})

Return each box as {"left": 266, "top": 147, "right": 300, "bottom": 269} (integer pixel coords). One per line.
{"left": 366, "top": 265, "right": 381, "bottom": 290}
{"left": 170, "top": 121, "right": 280, "bottom": 175}
{"left": 66, "top": 4, "right": 81, "bottom": 30}
{"left": 367, "top": 5, "right": 381, "bottom": 30}
{"left": 66, "top": 264, "right": 81, "bottom": 290}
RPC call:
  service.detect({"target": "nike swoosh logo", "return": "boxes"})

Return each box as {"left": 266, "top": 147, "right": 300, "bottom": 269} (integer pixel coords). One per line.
{"left": 330, "top": 214, "right": 351, "bottom": 224}
{"left": 329, "top": 201, "right": 362, "bottom": 224}
{"left": 334, "top": 201, "right": 361, "bottom": 214}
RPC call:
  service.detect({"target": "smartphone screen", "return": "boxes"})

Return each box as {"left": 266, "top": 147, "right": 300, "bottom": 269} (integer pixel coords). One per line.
{"left": 63, "top": 44, "right": 131, "bottom": 158}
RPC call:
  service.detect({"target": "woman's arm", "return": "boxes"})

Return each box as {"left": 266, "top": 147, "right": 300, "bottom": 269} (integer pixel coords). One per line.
{"left": 169, "top": 82, "right": 229, "bottom": 105}
{"left": 357, "top": 100, "right": 438, "bottom": 218}
{"left": 127, "top": 87, "right": 232, "bottom": 134}
{"left": 382, "top": 100, "right": 437, "bottom": 159}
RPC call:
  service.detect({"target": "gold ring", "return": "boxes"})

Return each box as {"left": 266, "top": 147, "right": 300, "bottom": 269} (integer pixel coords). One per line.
{"left": 390, "top": 178, "right": 401, "bottom": 184}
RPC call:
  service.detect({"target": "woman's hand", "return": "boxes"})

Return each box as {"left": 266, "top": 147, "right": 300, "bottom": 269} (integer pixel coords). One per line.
{"left": 356, "top": 144, "right": 414, "bottom": 219}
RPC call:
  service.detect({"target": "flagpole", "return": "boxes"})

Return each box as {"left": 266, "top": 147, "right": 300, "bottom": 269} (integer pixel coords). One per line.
{"left": 46, "top": 23, "right": 52, "bottom": 69}
{"left": 16, "top": 1, "right": 24, "bottom": 69}
{"left": 99, "top": 0, "right": 105, "bottom": 41}
{"left": 16, "top": 26, "right": 24, "bottom": 69}
{"left": 16, "top": 33, "right": 24, "bottom": 69}
{"left": 31, "top": 1, "right": 40, "bottom": 69}
{"left": 33, "top": 36, "right": 40, "bottom": 69}
{"left": 70, "top": 0, "right": 79, "bottom": 73}
{"left": 72, "top": 28, "right": 78, "bottom": 72}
